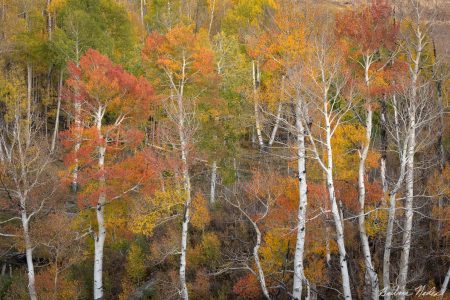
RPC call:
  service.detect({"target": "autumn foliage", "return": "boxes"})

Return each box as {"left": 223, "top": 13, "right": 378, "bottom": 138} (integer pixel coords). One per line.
{"left": 0, "top": 0, "right": 448, "bottom": 299}
{"left": 62, "top": 49, "right": 156, "bottom": 207}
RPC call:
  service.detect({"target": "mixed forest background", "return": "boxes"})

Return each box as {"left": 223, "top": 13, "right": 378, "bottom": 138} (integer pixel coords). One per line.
{"left": 0, "top": 0, "right": 449, "bottom": 299}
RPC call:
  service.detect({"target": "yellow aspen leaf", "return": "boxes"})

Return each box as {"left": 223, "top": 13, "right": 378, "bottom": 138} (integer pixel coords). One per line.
{"left": 191, "top": 193, "right": 210, "bottom": 230}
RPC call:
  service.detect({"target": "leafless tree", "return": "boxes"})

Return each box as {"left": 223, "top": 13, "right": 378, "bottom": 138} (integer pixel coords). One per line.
{"left": 221, "top": 174, "right": 279, "bottom": 300}
{"left": 301, "top": 31, "right": 354, "bottom": 300}
{"left": 395, "top": 1, "right": 440, "bottom": 297}
{"left": 0, "top": 70, "right": 57, "bottom": 300}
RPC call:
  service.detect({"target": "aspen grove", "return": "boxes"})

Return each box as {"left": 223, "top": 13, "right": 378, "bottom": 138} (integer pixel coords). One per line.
{"left": 0, "top": 0, "right": 449, "bottom": 299}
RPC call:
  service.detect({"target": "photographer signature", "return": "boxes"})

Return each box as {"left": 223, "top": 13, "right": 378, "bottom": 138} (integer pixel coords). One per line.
{"left": 379, "top": 285, "right": 445, "bottom": 298}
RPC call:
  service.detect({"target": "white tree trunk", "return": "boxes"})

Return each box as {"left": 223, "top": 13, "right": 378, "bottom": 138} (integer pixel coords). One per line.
{"left": 51, "top": 69, "right": 63, "bottom": 153}
{"left": 397, "top": 115, "right": 415, "bottom": 299}
{"left": 93, "top": 110, "right": 106, "bottom": 300}
{"left": 253, "top": 100, "right": 264, "bottom": 148}
{"left": 380, "top": 157, "right": 387, "bottom": 201}
{"left": 252, "top": 221, "right": 270, "bottom": 300}
{"left": 269, "top": 102, "right": 282, "bottom": 147}
{"left": 210, "top": 161, "right": 217, "bottom": 205}
{"left": 179, "top": 138, "right": 191, "bottom": 300}
{"left": 397, "top": 22, "right": 422, "bottom": 298}
{"left": 324, "top": 111, "right": 352, "bottom": 299}
{"left": 21, "top": 208, "right": 37, "bottom": 300}
{"left": 177, "top": 84, "right": 192, "bottom": 300}
{"left": 72, "top": 68, "right": 82, "bottom": 192}
{"left": 306, "top": 282, "right": 310, "bottom": 300}
{"left": 326, "top": 167, "right": 352, "bottom": 300}
{"left": 269, "top": 76, "right": 284, "bottom": 147}
{"left": 208, "top": 0, "right": 215, "bottom": 36}
{"left": 440, "top": 265, "right": 450, "bottom": 299}
{"left": 93, "top": 205, "right": 106, "bottom": 300}
{"left": 46, "top": 0, "right": 52, "bottom": 40}
{"left": 382, "top": 191, "right": 396, "bottom": 300}
{"left": 226, "top": 183, "right": 269, "bottom": 298}
{"left": 306, "top": 83, "right": 352, "bottom": 298}
{"left": 380, "top": 99, "right": 388, "bottom": 205}
{"left": 252, "top": 60, "right": 264, "bottom": 149}
{"left": 325, "top": 225, "right": 331, "bottom": 267}
{"left": 292, "top": 97, "right": 308, "bottom": 300}
{"left": 26, "top": 63, "right": 32, "bottom": 147}
{"left": 357, "top": 107, "right": 379, "bottom": 299}
{"left": 382, "top": 96, "right": 409, "bottom": 300}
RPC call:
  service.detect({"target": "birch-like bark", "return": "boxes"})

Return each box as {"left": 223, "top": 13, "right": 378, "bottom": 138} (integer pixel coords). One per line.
{"left": 26, "top": 63, "right": 32, "bottom": 147}
{"left": 304, "top": 47, "right": 352, "bottom": 298}
{"left": 292, "top": 96, "right": 308, "bottom": 300}
{"left": 382, "top": 191, "right": 396, "bottom": 300}
{"left": 325, "top": 158, "right": 352, "bottom": 300}
{"left": 324, "top": 104, "right": 352, "bottom": 299}
{"left": 356, "top": 55, "right": 380, "bottom": 299}
{"left": 140, "top": 0, "right": 145, "bottom": 26}
{"left": 179, "top": 120, "right": 192, "bottom": 300}
{"left": 225, "top": 187, "right": 269, "bottom": 298}
{"left": 207, "top": 0, "right": 215, "bottom": 37}
{"left": 325, "top": 225, "right": 331, "bottom": 266}
{"left": 51, "top": 69, "right": 63, "bottom": 153}
{"left": 47, "top": 0, "right": 52, "bottom": 40}
{"left": 93, "top": 107, "right": 106, "bottom": 300}
{"left": 72, "top": 61, "right": 81, "bottom": 192}
{"left": 252, "top": 60, "right": 264, "bottom": 149}
{"left": 382, "top": 95, "right": 408, "bottom": 300}
{"left": 380, "top": 98, "right": 388, "bottom": 205}
{"left": 176, "top": 56, "right": 192, "bottom": 300}
{"left": 21, "top": 206, "right": 37, "bottom": 300}
{"left": 210, "top": 161, "right": 217, "bottom": 205}
{"left": 269, "top": 76, "right": 285, "bottom": 147}
{"left": 357, "top": 107, "right": 379, "bottom": 299}
{"left": 53, "top": 252, "right": 59, "bottom": 300}
{"left": 397, "top": 19, "right": 423, "bottom": 298}
{"left": 252, "top": 221, "right": 270, "bottom": 300}
{"left": 440, "top": 265, "right": 450, "bottom": 299}
{"left": 45, "top": 73, "right": 50, "bottom": 138}
{"left": 397, "top": 106, "right": 415, "bottom": 299}
{"left": 0, "top": 80, "right": 54, "bottom": 300}
{"left": 382, "top": 156, "right": 407, "bottom": 299}
{"left": 269, "top": 102, "right": 282, "bottom": 147}
{"left": 307, "top": 111, "right": 353, "bottom": 298}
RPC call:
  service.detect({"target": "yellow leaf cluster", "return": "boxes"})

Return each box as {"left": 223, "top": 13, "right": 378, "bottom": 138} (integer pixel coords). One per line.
{"left": 126, "top": 243, "right": 147, "bottom": 282}
{"left": 304, "top": 257, "right": 327, "bottom": 284}
{"left": 129, "top": 189, "right": 184, "bottom": 236}
{"left": 48, "top": 0, "right": 66, "bottom": 13}
{"left": 260, "top": 229, "right": 291, "bottom": 273}
{"left": 191, "top": 193, "right": 211, "bottom": 230}
{"left": 365, "top": 205, "right": 388, "bottom": 237}
{"left": 0, "top": 70, "right": 27, "bottom": 123}
{"left": 189, "top": 232, "right": 221, "bottom": 267}
{"left": 332, "top": 123, "right": 380, "bottom": 180}
{"left": 306, "top": 238, "right": 338, "bottom": 258}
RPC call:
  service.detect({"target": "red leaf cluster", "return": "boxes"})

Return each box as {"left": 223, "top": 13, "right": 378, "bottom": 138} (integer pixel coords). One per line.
{"left": 65, "top": 49, "right": 155, "bottom": 120}
{"left": 336, "top": 0, "right": 399, "bottom": 53}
